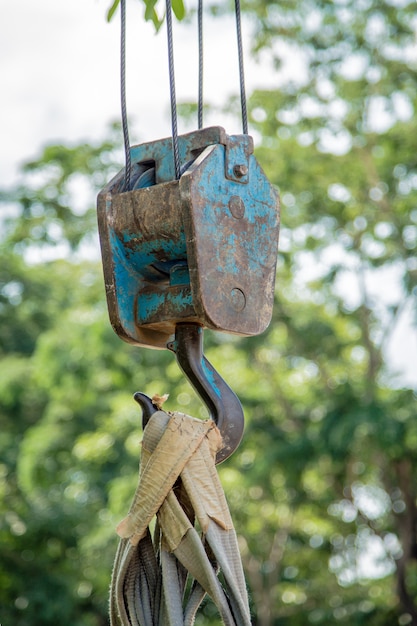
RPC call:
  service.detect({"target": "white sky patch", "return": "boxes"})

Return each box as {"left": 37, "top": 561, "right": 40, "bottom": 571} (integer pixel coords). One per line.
{"left": 1, "top": 0, "right": 283, "bottom": 187}
{"left": 67, "top": 174, "right": 97, "bottom": 216}
{"left": 339, "top": 52, "right": 369, "bottom": 81}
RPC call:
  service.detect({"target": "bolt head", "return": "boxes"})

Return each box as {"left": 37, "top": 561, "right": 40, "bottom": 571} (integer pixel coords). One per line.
{"left": 233, "top": 164, "right": 248, "bottom": 178}
{"left": 230, "top": 288, "right": 246, "bottom": 312}
{"left": 229, "top": 196, "right": 245, "bottom": 219}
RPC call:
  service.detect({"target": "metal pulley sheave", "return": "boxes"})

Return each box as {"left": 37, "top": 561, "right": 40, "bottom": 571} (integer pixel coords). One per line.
{"left": 97, "top": 125, "right": 280, "bottom": 349}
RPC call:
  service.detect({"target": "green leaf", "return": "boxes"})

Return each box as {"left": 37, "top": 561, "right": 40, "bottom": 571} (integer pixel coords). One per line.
{"left": 107, "top": 0, "right": 120, "bottom": 22}
{"left": 107, "top": 0, "right": 185, "bottom": 28}
{"left": 172, "top": 0, "right": 185, "bottom": 21}
{"left": 144, "top": 0, "right": 162, "bottom": 30}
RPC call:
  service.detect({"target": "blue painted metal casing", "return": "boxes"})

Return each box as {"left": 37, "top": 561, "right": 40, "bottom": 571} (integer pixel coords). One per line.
{"left": 97, "top": 126, "right": 280, "bottom": 349}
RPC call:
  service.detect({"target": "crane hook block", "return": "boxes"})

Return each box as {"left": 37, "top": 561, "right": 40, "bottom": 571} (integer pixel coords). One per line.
{"left": 97, "top": 126, "right": 280, "bottom": 349}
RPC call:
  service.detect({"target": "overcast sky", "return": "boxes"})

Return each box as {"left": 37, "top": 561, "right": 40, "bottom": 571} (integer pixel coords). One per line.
{"left": 1, "top": 0, "right": 283, "bottom": 186}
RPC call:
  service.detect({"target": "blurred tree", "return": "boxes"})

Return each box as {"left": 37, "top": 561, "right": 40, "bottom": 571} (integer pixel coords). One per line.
{"left": 214, "top": 0, "right": 417, "bottom": 623}
{"left": 1, "top": 1, "right": 416, "bottom": 625}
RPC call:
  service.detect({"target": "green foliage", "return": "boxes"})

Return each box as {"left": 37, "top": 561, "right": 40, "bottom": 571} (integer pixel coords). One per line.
{"left": 1, "top": 1, "right": 417, "bottom": 624}
{"left": 106, "top": 0, "right": 185, "bottom": 30}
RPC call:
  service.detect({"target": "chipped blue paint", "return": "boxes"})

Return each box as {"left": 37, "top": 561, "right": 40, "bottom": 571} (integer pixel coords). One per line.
{"left": 137, "top": 288, "right": 194, "bottom": 324}
{"left": 97, "top": 126, "right": 280, "bottom": 348}
{"left": 201, "top": 357, "right": 222, "bottom": 401}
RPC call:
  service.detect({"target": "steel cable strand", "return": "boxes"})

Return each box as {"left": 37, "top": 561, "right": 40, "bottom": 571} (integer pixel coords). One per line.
{"left": 120, "top": 0, "right": 132, "bottom": 190}
{"left": 198, "top": 0, "right": 204, "bottom": 129}
{"left": 234, "top": 0, "right": 248, "bottom": 135}
{"left": 165, "top": 0, "right": 181, "bottom": 179}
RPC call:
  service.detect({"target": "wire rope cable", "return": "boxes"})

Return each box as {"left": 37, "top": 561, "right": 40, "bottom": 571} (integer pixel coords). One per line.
{"left": 198, "top": 0, "right": 204, "bottom": 129}
{"left": 120, "top": 0, "right": 132, "bottom": 191}
{"left": 234, "top": 0, "right": 248, "bottom": 135}
{"left": 165, "top": 0, "right": 181, "bottom": 179}
{"left": 119, "top": 0, "right": 247, "bottom": 185}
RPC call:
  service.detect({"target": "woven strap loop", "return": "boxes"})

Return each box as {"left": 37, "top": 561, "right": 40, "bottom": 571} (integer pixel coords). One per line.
{"left": 110, "top": 410, "right": 251, "bottom": 626}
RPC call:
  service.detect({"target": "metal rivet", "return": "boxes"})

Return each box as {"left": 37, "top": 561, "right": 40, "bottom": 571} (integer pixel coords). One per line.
{"left": 229, "top": 196, "right": 245, "bottom": 219}
{"left": 230, "top": 288, "right": 246, "bottom": 312}
{"left": 233, "top": 164, "right": 248, "bottom": 178}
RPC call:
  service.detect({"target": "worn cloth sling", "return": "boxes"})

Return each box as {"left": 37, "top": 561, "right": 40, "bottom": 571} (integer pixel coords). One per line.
{"left": 110, "top": 409, "right": 251, "bottom": 626}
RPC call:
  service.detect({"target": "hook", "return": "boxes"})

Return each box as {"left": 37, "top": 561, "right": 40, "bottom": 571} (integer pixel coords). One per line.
{"left": 133, "top": 323, "right": 244, "bottom": 463}
{"left": 167, "top": 323, "right": 244, "bottom": 463}
{"left": 133, "top": 392, "right": 160, "bottom": 428}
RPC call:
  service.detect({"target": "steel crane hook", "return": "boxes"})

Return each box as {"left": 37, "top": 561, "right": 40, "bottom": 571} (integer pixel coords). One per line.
{"left": 134, "top": 323, "right": 244, "bottom": 464}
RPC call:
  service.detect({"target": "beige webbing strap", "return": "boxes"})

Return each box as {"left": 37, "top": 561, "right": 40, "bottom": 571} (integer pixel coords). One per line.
{"left": 110, "top": 410, "right": 251, "bottom": 626}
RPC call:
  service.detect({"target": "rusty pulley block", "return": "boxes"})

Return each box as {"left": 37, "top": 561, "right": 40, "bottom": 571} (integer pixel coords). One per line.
{"left": 97, "top": 126, "right": 280, "bottom": 350}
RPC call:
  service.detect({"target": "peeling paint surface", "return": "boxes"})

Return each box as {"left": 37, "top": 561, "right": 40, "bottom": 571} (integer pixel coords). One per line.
{"left": 97, "top": 127, "right": 280, "bottom": 349}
